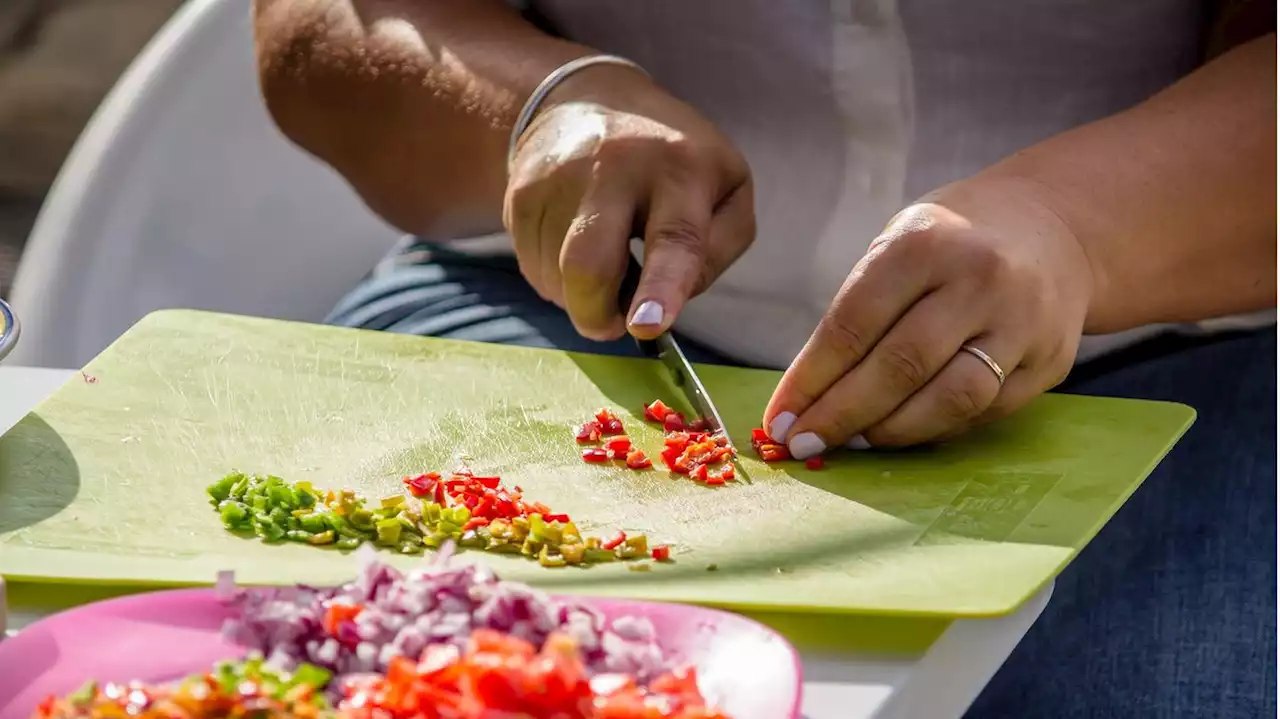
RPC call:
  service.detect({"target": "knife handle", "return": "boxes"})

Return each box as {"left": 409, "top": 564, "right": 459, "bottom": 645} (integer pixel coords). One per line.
{"left": 619, "top": 254, "right": 660, "bottom": 356}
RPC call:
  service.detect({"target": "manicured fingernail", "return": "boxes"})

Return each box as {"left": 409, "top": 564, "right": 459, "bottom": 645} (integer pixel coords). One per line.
{"left": 845, "top": 435, "right": 871, "bottom": 451}
{"left": 789, "top": 432, "right": 826, "bottom": 460}
{"left": 630, "top": 300, "right": 664, "bottom": 326}
{"left": 768, "top": 412, "right": 796, "bottom": 442}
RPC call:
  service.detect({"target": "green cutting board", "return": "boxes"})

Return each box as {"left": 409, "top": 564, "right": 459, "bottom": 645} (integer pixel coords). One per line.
{"left": 0, "top": 311, "right": 1192, "bottom": 629}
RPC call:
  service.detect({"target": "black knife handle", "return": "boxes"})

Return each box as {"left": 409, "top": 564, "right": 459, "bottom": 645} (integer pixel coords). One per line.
{"left": 619, "top": 254, "right": 659, "bottom": 355}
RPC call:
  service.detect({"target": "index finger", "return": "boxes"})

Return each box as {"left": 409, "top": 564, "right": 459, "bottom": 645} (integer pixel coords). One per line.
{"left": 763, "top": 240, "right": 931, "bottom": 442}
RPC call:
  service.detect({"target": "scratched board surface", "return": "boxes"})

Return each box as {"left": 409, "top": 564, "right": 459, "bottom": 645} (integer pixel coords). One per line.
{"left": 0, "top": 310, "right": 1193, "bottom": 618}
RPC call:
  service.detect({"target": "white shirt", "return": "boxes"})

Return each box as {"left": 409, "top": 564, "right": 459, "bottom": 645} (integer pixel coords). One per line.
{"left": 513, "top": 0, "right": 1274, "bottom": 369}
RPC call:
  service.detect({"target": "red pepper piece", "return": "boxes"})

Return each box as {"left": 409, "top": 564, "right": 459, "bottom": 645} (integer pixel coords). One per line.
{"left": 643, "top": 399, "right": 673, "bottom": 423}
{"left": 705, "top": 476, "right": 727, "bottom": 486}
{"left": 473, "top": 476, "right": 502, "bottom": 489}
{"left": 757, "top": 443, "right": 791, "bottom": 462}
{"left": 602, "top": 531, "right": 627, "bottom": 551}
{"left": 582, "top": 448, "right": 609, "bottom": 463}
{"left": 664, "top": 432, "right": 691, "bottom": 449}
{"left": 662, "top": 412, "right": 688, "bottom": 432}
{"left": 595, "top": 408, "right": 620, "bottom": 425}
{"left": 575, "top": 421, "right": 603, "bottom": 444}
{"left": 688, "top": 418, "right": 710, "bottom": 433}
{"left": 463, "top": 517, "right": 491, "bottom": 531}
{"left": 322, "top": 602, "right": 363, "bottom": 637}
{"left": 403, "top": 473, "right": 434, "bottom": 498}
{"left": 805, "top": 456, "right": 825, "bottom": 470}
{"left": 602, "top": 418, "right": 625, "bottom": 436}
{"left": 692, "top": 464, "right": 709, "bottom": 483}
{"left": 718, "top": 464, "right": 735, "bottom": 482}
{"left": 604, "top": 436, "right": 632, "bottom": 452}
{"left": 750, "top": 427, "right": 770, "bottom": 447}
{"left": 660, "top": 446, "right": 682, "bottom": 470}
{"left": 651, "top": 545, "right": 672, "bottom": 562}
{"left": 625, "top": 449, "right": 652, "bottom": 470}
{"left": 609, "top": 449, "right": 629, "bottom": 460}
{"left": 543, "top": 513, "right": 571, "bottom": 523}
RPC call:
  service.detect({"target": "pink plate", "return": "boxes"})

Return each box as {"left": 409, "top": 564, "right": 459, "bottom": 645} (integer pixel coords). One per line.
{"left": 0, "top": 589, "right": 802, "bottom": 719}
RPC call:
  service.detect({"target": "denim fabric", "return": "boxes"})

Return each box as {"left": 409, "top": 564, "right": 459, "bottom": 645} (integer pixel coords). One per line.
{"left": 329, "top": 242, "right": 1277, "bottom": 717}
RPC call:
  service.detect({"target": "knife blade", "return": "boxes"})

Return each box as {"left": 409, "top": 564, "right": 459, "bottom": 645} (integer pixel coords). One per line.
{"left": 618, "top": 254, "right": 749, "bottom": 479}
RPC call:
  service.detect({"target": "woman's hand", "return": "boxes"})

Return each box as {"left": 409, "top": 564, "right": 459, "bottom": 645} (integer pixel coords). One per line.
{"left": 764, "top": 177, "right": 1097, "bottom": 457}
{"left": 505, "top": 67, "right": 755, "bottom": 342}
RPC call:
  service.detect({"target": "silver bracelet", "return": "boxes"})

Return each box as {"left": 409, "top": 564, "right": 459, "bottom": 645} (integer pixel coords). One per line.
{"left": 507, "top": 54, "right": 648, "bottom": 171}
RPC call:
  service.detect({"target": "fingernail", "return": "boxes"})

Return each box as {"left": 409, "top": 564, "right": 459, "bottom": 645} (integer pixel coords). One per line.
{"left": 768, "top": 412, "right": 796, "bottom": 442}
{"left": 630, "top": 300, "right": 664, "bottom": 327}
{"left": 789, "top": 432, "right": 826, "bottom": 460}
{"left": 845, "top": 435, "right": 871, "bottom": 451}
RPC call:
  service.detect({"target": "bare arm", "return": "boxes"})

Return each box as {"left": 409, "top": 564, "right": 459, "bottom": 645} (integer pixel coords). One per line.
{"left": 252, "top": 0, "right": 590, "bottom": 237}
{"left": 977, "top": 33, "right": 1277, "bottom": 334}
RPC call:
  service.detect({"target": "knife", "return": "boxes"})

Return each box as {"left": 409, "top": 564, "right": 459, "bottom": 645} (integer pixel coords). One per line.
{"left": 618, "top": 254, "right": 749, "bottom": 480}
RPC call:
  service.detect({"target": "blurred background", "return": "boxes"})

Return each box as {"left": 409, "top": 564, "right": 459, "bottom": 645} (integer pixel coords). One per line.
{"left": 0, "top": 0, "right": 180, "bottom": 296}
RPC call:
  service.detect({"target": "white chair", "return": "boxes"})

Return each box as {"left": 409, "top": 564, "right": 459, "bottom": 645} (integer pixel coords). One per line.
{"left": 7, "top": 0, "right": 402, "bottom": 368}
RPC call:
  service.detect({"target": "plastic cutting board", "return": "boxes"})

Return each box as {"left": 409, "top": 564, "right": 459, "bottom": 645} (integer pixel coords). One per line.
{"left": 0, "top": 311, "right": 1193, "bottom": 639}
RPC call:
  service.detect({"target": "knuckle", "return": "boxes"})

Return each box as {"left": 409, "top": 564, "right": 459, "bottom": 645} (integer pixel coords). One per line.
{"left": 878, "top": 343, "right": 931, "bottom": 390}
{"left": 863, "top": 423, "right": 909, "bottom": 449}
{"left": 936, "top": 381, "right": 987, "bottom": 421}
{"left": 820, "top": 316, "right": 872, "bottom": 359}
{"left": 649, "top": 216, "right": 706, "bottom": 254}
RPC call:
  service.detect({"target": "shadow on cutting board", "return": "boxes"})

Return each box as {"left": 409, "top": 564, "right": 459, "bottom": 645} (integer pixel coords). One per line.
{"left": 0, "top": 413, "right": 81, "bottom": 534}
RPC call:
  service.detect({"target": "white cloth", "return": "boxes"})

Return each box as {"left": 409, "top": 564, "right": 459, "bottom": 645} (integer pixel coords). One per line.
{"left": 517, "top": 0, "right": 1274, "bottom": 369}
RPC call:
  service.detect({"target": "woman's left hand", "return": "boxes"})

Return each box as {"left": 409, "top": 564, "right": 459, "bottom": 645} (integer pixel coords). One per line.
{"left": 764, "top": 177, "right": 1098, "bottom": 457}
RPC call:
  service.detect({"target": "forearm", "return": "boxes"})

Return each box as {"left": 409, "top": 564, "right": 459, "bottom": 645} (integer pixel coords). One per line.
{"left": 980, "top": 34, "right": 1277, "bottom": 334}
{"left": 253, "top": 0, "right": 590, "bottom": 236}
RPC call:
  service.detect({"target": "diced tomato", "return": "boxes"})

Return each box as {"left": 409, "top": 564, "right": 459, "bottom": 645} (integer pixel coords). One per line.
{"left": 805, "top": 456, "right": 825, "bottom": 470}
{"left": 322, "top": 602, "right": 363, "bottom": 637}
{"left": 625, "top": 450, "right": 652, "bottom": 470}
{"left": 604, "top": 436, "right": 632, "bottom": 453}
{"left": 582, "top": 448, "right": 610, "bottom": 463}
{"left": 576, "top": 421, "right": 603, "bottom": 444}
{"left": 643, "top": 400, "right": 673, "bottom": 423}
{"left": 662, "top": 412, "right": 688, "bottom": 432}
{"left": 757, "top": 443, "right": 791, "bottom": 462}
{"left": 651, "top": 545, "right": 672, "bottom": 562}
{"left": 602, "top": 531, "right": 627, "bottom": 551}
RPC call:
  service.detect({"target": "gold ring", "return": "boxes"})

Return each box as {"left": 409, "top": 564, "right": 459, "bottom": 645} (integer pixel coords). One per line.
{"left": 960, "top": 344, "right": 1005, "bottom": 387}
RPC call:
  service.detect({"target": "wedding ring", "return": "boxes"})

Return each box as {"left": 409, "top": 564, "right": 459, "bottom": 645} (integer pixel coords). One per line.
{"left": 960, "top": 344, "right": 1005, "bottom": 387}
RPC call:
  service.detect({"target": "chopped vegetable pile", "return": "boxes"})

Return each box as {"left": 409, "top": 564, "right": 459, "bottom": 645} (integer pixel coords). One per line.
{"left": 33, "top": 655, "right": 332, "bottom": 719}
{"left": 208, "top": 470, "right": 671, "bottom": 567}
{"left": 34, "top": 555, "right": 733, "bottom": 718}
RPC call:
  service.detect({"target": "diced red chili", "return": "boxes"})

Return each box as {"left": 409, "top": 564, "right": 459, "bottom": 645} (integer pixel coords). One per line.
{"left": 575, "top": 421, "right": 603, "bottom": 444}
{"left": 322, "top": 602, "right": 363, "bottom": 637}
{"left": 750, "top": 428, "right": 770, "bottom": 446}
{"left": 473, "top": 476, "right": 502, "bottom": 489}
{"left": 582, "top": 448, "right": 610, "bottom": 463}
{"left": 688, "top": 418, "right": 710, "bottom": 433}
{"left": 625, "top": 449, "right": 652, "bottom": 470}
{"left": 603, "top": 531, "right": 627, "bottom": 551}
{"left": 805, "top": 456, "right": 825, "bottom": 470}
{"left": 605, "top": 436, "right": 632, "bottom": 453}
{"left": 463, "top": 517, "right": 491, "bottom": 531}
{"left": 718, "top": 464, "right": 735, "bottom": 482}
{"left": 602, "top": 418, "right": 625, "bottom": 436}
{"left": 705, "top": 476, "right": 726, "bottom": 487}
{"left": 662, "top": 412, "right": 688, "bottom": 432}
{"left": 643, "top": 399, "right": 673, "bottom": 423}
{"left": 757, "top": 443, "right": 791, "bottom": 462}
{"left": 694, "top": 464, "right": 710, "bottom": 483}
{"left": 651, "top": 545, "right": 672, "bottom": 562}
{"left": 595, "top": 408, "right": 619, "bottom": 425}
{"left": 543, "top": 513, "right": 570, "bottom": 523}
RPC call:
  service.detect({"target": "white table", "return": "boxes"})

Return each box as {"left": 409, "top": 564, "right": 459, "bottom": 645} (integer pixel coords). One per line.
{"left": 0, "top": 365, "right": 1049, "bottom": 718}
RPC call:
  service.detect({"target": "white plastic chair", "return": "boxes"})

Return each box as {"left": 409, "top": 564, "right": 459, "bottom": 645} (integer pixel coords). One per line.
{"left": 7, "top": 0, "right": 402, "bottom": 368}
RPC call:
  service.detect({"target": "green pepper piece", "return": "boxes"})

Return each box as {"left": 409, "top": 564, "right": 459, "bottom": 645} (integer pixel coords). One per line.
{"left": 298, "top": 491, "right": 317, "bottom": 508}
{"left": 528, "top": 513, "right": 547, "bottom": 540}
{"left": 208, "top": 474, "right": 240, "bottom": 503}
{"left": 375, "top": 518, "right": 402, "bottom": 545}
{"left": 285, "top": 529, "right": 312, "bottom": 542}
{"left": 541, "top": 522, "right": 564, "bottom": 545}
{"left": 260, "top": 521, "right": 286, "bottom": 543}
{"left": 538, "top": 545, "right": 567, "bottom": 568}
{"left": 336, "top": 536, "right": 363, "bottom": 550}
{"left": 624, "top": 535, "right": 649, "bottom": 553}
{"left": 380, "top": 495, "right": 405, "bottom": 509}
{"left": 521, "top": 536, "right": 542, "bottom": 557}
{"left": 269, "top": 506, "right": 290, "bottom": 525}
{"left": 349, "top": 508, "right": 375, "bottom": 531}
{"left": 583, "top": 548, "right": 617, "bottom": 563}
{"left": 328, "top": 515, "right": 364, "bottom": 539}
{"left": 422, "top": 503, "right": 442, "bottom": 523}
{"left": 229, "top": 476, "right": 250, "bottom": 500}
{"left": 307, "top": 530, "right": 336, "bottom": 545}
{"left": 436, "top": 520, "right": 462, "bottom": 537}
{"left": 251, "top": 495, "right": 268, "bottom": 512}
{"left": 299, "top": 513, "right": 327, "bottom": 534}
{"left": 399, "top": 542, "right": 424, "bottom": 554}
{"left": 559, "top": 543, "right": 586, "bottom": 565}
{"left": 218, "top": 501, "right": 248, "bottom": 528}
{"left": 459, "top": 530, "right": 487, "bottom": 549}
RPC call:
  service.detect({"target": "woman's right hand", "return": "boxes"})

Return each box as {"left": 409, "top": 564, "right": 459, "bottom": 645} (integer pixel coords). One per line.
{"left": 505, "top": 66, "right": 755, "bottom": 342}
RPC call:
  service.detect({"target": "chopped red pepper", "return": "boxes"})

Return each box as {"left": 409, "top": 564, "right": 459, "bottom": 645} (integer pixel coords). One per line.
{"left": 805, "top": 456, "right": 825, "bottom": 470}
{"left": 662, "top": 412, "right": 688, "bottom": 432}
{"left": 651, "top": 545, "right": 672, "bottom": 562}
{"left": 694, "top": 464, "right": 710, "bottom": 483}
{"left": 604, "top": 436, "right": 632, "bottom": 453}
{"left": 463, "top": 517, "right": 491, "bottom": 531}
{"left": 575, "top": 421, "right": 603, "bottom": 444}
{"left": 643, "top": 399, "right": 673, "bottom": 423}
{"left": 625, "top": 449, "right": 652, "bottom": 470}
{"left": 704, "top": 476, "right": 726, "bottom": 487}
{"left": 582, "top": 448, "right": 610, "bottom": 463}
{"left": 473, "top": 476, "right": 502, "bottom": 489}
{"left": 322, "top": 602, "right": 363, "bottom": 637}
{"left": 603, "top": 531, "right": 627, "bottom": 551}
{"left": 750, "top": 428, "right": 770, "bottom": 446}
{"left": 688, "top": 418, "right": 710, "bottom": 433}
{"left": 757, "top": 443, "right": 791, "bottom": 462}
{"left": 717, "top": 464, "right": 735, "bottom": 482}
{"left": 543, "top": 513, "right": 570, "bottom": 523}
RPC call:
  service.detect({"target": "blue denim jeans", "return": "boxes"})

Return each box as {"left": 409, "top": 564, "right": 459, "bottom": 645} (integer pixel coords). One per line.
{"left": 329, "top": 241, "right": 1277, "bottom": 717}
